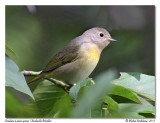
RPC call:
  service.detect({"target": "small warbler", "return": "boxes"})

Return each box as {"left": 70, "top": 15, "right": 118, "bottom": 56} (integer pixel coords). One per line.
{"left": 29, "top": 27, "right": 116, "bottom": 85}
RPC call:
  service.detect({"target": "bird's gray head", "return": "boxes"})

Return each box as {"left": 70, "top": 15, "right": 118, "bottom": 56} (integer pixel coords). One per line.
{"left": 83, "top": 27, "right": 116, "bottom": 50}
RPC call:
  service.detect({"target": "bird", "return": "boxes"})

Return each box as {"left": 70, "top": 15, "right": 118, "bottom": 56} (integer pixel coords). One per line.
{"left": 28, "top": 27, "right": 116, "bottom": 85}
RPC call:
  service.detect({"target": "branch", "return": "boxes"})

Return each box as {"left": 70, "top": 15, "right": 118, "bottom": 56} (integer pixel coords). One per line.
{"left": 22, "top": 70, "right": 41, "bottom": 76}
{"left": 22, "top": 70, "right": 72, "bottom": 92}
{"left": 45, "top": 78, "right": 72, "bottom": 92}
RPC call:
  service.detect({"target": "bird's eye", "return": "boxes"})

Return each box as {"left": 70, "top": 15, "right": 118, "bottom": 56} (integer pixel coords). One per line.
{"left": 100, "top": 33, "right": 104, "bottom": 37}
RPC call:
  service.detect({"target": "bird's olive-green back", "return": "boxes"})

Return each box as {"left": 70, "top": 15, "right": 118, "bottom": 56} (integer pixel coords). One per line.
{"left": 42, "top": 45, "right": 80, "bottom": 73}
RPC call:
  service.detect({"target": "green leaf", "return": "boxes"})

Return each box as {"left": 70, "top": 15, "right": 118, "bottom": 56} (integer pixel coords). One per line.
{"left": 103, "top": 96, "right": 118, "bottom": 111}
{"left": 75, "top": 85, "right": 103, "bottom": 118}
{"left": 107, "top": 96, "right": 155, "bottom": 118}
{"left": 109, "top": 85, "right": 141, "bottom": 103}
{"left": 21, "top": 101, "right": 42, "bottom": 118}
{"left": 106, "top": 103, "right": 146, "bottom": 118}
{"left": 5, "top": 89, "right": 24, "bottom": 117}
{"left": 69, "top": 78, "right": 94, "bottom": 101}
{"left": 5, "top": 55, "right": 34, "bottom": 99}
{"left": 53, "top": 94, "right": 72, "bottom": 118}
{"left": 112, "top": 72, "right": 155, "bottom": 101}
{"left": 77, "top": 86, "right": 89, "bottom": 100}
{"left": 28, "top": 80, "right": 69, "bottom": 117}
{"left": 5, "top": 45, "right": 16, "bottom": 56}
{"left": 6, "top": 88, "right": 39, "bottom": 118}
{"left": 91, "top": 99, "right": 103, "bottom": 118}
{"left": 136, "top": 95, "right": 155, "bottom": 114}
{"left": 138, "top": 113, "right": 155, "bottom": 118}
{"left": 71, "top": 69, "right": 116, "bottom": 118}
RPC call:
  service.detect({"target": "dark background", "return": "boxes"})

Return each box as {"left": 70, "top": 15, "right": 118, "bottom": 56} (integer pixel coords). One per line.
{"left": 6, "top": 5, "right": 155, "bottom": 85}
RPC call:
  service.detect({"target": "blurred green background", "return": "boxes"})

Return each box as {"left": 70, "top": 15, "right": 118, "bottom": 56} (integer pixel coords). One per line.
{"left": 6, "top": 5, "right": 155, "bottom": 85}
{"left": 5, "top": 6, "right": 155, "bottom": 117}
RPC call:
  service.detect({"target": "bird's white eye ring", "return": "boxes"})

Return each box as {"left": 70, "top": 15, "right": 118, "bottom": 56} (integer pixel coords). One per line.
{"left": 100, "top": 33, "right": 104, "bottom": 37}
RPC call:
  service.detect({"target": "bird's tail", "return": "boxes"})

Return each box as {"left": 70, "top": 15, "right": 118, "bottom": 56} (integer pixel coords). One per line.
{"left": 27, "top": 73, "right": 46, "bottom": 84}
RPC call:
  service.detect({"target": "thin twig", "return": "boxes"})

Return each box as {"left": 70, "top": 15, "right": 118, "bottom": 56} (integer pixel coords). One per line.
{"left": 22, "top": 70, "right": 72, "bottom": 92}
{"left": 45, "top": 78, "right": 72, "bottom": 92}
{"left": 21, "top": 70, "right": 41, "bottom": 76}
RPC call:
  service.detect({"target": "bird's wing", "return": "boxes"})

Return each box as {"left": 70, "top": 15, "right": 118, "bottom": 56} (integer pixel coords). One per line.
{"left": 42, "top": 45, "right": 80, "bottom": 73}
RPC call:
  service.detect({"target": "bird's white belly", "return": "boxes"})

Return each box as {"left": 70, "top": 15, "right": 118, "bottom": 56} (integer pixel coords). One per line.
{"left": 72, "top": 58, "right": 98, "bottom": 82}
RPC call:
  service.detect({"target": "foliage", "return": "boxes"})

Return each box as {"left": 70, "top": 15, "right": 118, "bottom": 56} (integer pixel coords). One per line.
{"left": 112, "top": 72, "right": 155, "bottom": 101}
{"left": 5, "top": 56, "right": 155, "bottom": 118}
{"left": 5, "top": 55, "right": 34, "bottom": 99}
{"left": 5, "top": 45, "right": 17, "bottom": 57}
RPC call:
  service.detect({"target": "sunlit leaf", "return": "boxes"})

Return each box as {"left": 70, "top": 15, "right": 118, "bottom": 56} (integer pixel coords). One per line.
{"left": 112, "top": 72, "right": 155, "bottom": 101}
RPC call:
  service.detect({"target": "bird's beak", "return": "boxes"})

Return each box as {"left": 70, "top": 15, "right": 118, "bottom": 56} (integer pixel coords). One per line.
{"left": 108, "top": 38, "right": 117, "bottom": 42}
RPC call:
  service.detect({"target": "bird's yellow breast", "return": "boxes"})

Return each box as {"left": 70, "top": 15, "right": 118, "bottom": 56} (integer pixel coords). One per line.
{"left": 80, "top": 44, "right": 100, "bottom": 62}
